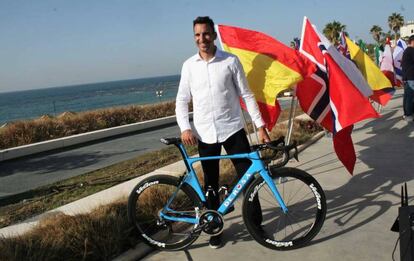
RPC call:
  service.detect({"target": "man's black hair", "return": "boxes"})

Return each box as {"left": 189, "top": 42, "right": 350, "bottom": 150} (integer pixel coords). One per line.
{"left": 193, "top": 16, "right": 215, "bottom": 32}
{"left": 409, "top": 35, "right": 414, "bottom": 44}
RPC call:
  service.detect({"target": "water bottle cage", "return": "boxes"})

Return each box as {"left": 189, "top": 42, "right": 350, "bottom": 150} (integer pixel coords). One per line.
{"left": 218, "top": 185, "right": 229, "bottom": 196}
{"left": 205, "top": 186, "right": 217, "bottom": 197}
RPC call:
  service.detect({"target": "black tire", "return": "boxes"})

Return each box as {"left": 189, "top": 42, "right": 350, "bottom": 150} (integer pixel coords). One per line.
{"left": 242, "top": 167, "right": 326, "bottom": 250}
{"left": 127, "top": 175, "right": 203, "bottom": 251}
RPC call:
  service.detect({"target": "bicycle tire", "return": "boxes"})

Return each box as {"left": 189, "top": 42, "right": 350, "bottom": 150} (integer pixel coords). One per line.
{"left": 128, "top": 175, "right": 203, "bottom": 250}
{"left": 242, "top": 167, "right": 326, "bottom": 250}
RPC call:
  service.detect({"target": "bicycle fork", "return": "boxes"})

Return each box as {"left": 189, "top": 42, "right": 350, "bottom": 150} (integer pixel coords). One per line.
{"left": 259, "top": 170, "right": 289, "bottom": 214}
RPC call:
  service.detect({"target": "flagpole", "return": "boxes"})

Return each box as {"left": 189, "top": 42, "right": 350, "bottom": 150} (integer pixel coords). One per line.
{"left": 286, "top": 88, "right": 298, "bottom": 145}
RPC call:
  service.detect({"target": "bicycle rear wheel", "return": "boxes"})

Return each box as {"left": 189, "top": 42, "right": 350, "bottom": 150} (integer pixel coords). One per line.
{"left": 128, "top": 175, "right": 202, "bottom": 250}
{"left": 242, "top": 167, "right": 326, "bottom": 250}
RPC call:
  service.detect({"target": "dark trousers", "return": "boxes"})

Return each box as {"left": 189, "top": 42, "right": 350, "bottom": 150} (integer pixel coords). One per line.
{"left": 403, "top": 81, "right": 414, "bottom": 116}
{"left": 198, "top": 128, "right": 262, "bottom": 226}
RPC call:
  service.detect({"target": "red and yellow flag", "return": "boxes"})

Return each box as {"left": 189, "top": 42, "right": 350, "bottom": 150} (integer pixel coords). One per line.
{"left": 216, "top": 24, "right": 314, "bottom": 130}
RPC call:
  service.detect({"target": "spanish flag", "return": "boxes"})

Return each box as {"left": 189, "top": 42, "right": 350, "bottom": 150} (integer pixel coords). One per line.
{"left": 216, "top": 25, "right": 315, "bottom": 130}
{"left": 344, "top": 35, "right": 394, "bottom": 106}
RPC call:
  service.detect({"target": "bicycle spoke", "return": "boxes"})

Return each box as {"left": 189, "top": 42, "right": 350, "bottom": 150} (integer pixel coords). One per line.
{"left": 243, "top": 168, "right": 326, "bottom": 250}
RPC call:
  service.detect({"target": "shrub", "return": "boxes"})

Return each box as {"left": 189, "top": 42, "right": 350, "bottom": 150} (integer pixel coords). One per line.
{"left": 0, "top": 101, "right": 177, "bottom": 150}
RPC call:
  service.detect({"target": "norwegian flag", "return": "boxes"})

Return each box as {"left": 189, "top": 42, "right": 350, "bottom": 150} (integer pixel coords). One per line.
{"left": 296, "top": 17, "right": 379, "bottom": 174}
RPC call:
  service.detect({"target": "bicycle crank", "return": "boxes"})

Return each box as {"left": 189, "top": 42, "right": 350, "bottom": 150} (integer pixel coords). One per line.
{"left": 198, "top": 210, "right": 224, "bottom": 236}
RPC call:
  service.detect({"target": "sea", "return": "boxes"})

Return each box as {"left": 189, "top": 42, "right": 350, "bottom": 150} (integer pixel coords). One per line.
{"left": 0, "top": 75, "right": 180, "bottom": 125}
{"left": 0, "top": 75, "right": 292, "bottom": 125}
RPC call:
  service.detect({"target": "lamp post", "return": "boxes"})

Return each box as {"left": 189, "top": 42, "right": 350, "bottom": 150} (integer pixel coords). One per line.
{"left": 155, "top": 90, "right": 163, "bottom": 102}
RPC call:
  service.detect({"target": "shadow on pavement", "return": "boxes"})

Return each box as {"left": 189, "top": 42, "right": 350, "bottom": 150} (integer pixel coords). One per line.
{"left": 302, "top": 108, "right": 413, "bottom": 246}
{"left": 0, "top": 148, "right": 145, "bottom": 177}
{"left": 172, "top": 105, "right": 413, "bottom": 260}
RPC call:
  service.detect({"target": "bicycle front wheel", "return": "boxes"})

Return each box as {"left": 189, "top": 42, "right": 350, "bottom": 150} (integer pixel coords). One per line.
{"left": 242, "top": 167, "right": 326, "bottom": 250}
{"left": 128, "top": 175, "right": 202, "bottom": 251}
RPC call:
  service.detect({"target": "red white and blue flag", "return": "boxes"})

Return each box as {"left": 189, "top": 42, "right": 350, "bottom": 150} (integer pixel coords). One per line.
{"left": 296, "top": 17, "right": 379, "bottom": 174}
{"left": 338, "top": 31, "right": 350, "bottom": 59}
{"left": 393, "top": 39, "right": 407, "bottom": 86}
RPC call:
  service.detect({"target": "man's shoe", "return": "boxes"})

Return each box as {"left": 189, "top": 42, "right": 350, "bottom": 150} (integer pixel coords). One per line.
{"left": 403, "top": 115, "right": 414, "bottom": 122}
{"left": 209, "top": 234, "right": 223, "bottom": 249}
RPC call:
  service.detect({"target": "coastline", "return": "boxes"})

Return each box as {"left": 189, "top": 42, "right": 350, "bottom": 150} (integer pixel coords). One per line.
{"left": 0, "top": 75, "right": 181, "bottom": 125}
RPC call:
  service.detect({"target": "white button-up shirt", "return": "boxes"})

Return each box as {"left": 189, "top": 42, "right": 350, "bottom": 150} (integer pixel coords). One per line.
{"left": 176, "top": 49, "right": 264, "bottom": 144}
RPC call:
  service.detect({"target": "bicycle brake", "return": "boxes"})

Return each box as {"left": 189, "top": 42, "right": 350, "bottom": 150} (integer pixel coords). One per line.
{"left": 293, "top": 145, "right": 299, "bottom": 161}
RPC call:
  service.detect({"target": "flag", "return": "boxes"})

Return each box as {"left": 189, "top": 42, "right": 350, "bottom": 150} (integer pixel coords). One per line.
{"left": 297, "top": 17, "right": 379, "bottom": 174}
{"left": 293, "top": 37, "right": 300, "bottom": 50}
{"left": 393, "top": 39, "right": 407, "bottom": 86}
{"left": 338, "top": 31, "right": 350, "bottom": 59}
{"left": 380, "top": 39, "right": 396, "bottom": 85}
{"left": 358, "top": 39, "right": 367, "bottom": 53}
{"left": 374, "top": 45, "right": 383, "bottom": 66}
{"left": 344, "top": 35, "right": 394, "bottom": 106}
{"left": 216, "top": 24, "right": 315, "bottom": 130}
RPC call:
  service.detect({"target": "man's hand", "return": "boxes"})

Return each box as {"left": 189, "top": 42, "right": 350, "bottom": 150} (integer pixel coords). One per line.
{"left": 181, "top": 129, "right": 197, "bottom": 146}
{"left": 257, "top": 126, "right": 271, "bottom": 144}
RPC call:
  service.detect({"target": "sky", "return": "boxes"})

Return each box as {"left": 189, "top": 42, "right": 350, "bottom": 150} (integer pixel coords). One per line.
{"left": 0, "top": 0, "right": 412, "bottom": 93}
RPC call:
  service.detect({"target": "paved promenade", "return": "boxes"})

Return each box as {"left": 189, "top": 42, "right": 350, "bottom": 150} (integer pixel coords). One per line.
{"left": 144, "top": 89, "right": 413, "bottom": 260}
{"left": 0, "top": 124, "right": 181, "bottom": 199}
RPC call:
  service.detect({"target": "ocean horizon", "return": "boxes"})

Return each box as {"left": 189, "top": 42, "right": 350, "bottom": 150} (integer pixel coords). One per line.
{"left": 0, "top": 75, "right": 180, "bottom": 125}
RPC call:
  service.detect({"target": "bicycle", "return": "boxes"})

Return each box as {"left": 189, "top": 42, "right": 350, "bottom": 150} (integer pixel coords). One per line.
{"left": 127, "top": 136, "right": 326, "bottom": 251}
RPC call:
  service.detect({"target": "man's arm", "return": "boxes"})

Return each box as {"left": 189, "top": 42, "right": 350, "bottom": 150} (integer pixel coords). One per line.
{"left": 175, "top": 62, "right": 197, "bottom": 145}
{"left": 231, "top": 57, "right": 271, "bottom": 143}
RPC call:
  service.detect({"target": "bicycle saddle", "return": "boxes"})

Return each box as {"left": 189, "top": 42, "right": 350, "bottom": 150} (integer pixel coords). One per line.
{"left": 160, "top": 137, "right": 182, "bottom": 145}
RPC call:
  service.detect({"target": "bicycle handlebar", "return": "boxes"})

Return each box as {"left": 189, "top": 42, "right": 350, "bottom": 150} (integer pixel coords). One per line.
{"left": 160, "top": 136, "right": 298, "bottom": 167}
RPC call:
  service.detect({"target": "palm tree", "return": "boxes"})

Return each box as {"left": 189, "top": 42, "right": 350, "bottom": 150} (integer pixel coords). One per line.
{"left": 370, "top": 25, "right": 383, "bottom": 43}
{"left": 323, "top": 21, "right": 346, "bottom": 45}
{"left": 387, "top": 12, "right": 404, "bottom": 41}
{"left": 289, "top": 37, "right": 300, "bottom": 49}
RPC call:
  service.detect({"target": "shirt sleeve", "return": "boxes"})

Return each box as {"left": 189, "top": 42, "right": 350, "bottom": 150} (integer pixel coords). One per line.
{"left": 175, "top": 62, "right": 192, "bottom": 132}
{"left": 231, "top": 56, "right": 265, "bottom": 128}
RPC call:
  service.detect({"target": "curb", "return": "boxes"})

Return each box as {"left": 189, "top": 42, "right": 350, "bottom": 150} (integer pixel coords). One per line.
{"left": 297, "top": 131, "right": 325, "bottom": 153}
{"left": 112, "top": 243, "right": 153, "bottom": 261}
{"left": 0, "top": 114, "right": 193, "bottom": 162}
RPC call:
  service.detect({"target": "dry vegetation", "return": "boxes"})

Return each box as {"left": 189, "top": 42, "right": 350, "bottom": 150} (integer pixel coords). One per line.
{"left": 0, "top": 201, "right": 137, "bottom": 261}
{"left": 0, "top": 101, "right": 177, "bottom": 150}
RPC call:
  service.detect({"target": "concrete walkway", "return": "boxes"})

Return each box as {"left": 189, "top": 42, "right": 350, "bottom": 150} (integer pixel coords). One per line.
{"left": 143, "top": 89, "right": 413, "bottom": 260}
{"left": 0, "top": 123, "right": 181, "bottom": 199}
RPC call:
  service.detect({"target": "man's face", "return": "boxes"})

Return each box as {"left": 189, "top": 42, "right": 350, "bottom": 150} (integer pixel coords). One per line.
{"left": 194, "top": 23, "right": 216, "bottom": 53}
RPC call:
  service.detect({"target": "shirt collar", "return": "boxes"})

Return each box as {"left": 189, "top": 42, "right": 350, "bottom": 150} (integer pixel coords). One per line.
{"left": 195, "top": 48, "right": 224, "bottom": 62}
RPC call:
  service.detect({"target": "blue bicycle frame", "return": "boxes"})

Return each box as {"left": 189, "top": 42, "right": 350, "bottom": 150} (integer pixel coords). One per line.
{"left": 159, "top": 142, "right": 288, "bottom": 225}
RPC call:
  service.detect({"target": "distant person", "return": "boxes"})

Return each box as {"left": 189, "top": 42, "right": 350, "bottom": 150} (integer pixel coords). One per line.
{"left": 175, "top": 16, "right": 270, "bottom": 249}
{"left": 402, "top": 35, "right": 414, "bottom": 121}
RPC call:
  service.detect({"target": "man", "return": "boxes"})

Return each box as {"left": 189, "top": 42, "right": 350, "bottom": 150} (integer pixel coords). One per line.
{"left": 402, "top": 35, "right": 414, "bottom": 121}
{"left": 175, "top": 16, "right": 271, "bottom": 249}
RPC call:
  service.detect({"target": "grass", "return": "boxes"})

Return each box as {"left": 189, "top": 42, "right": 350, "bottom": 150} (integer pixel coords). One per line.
{"left": 0, "top": 107, "right": 322, "bottom": 260}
